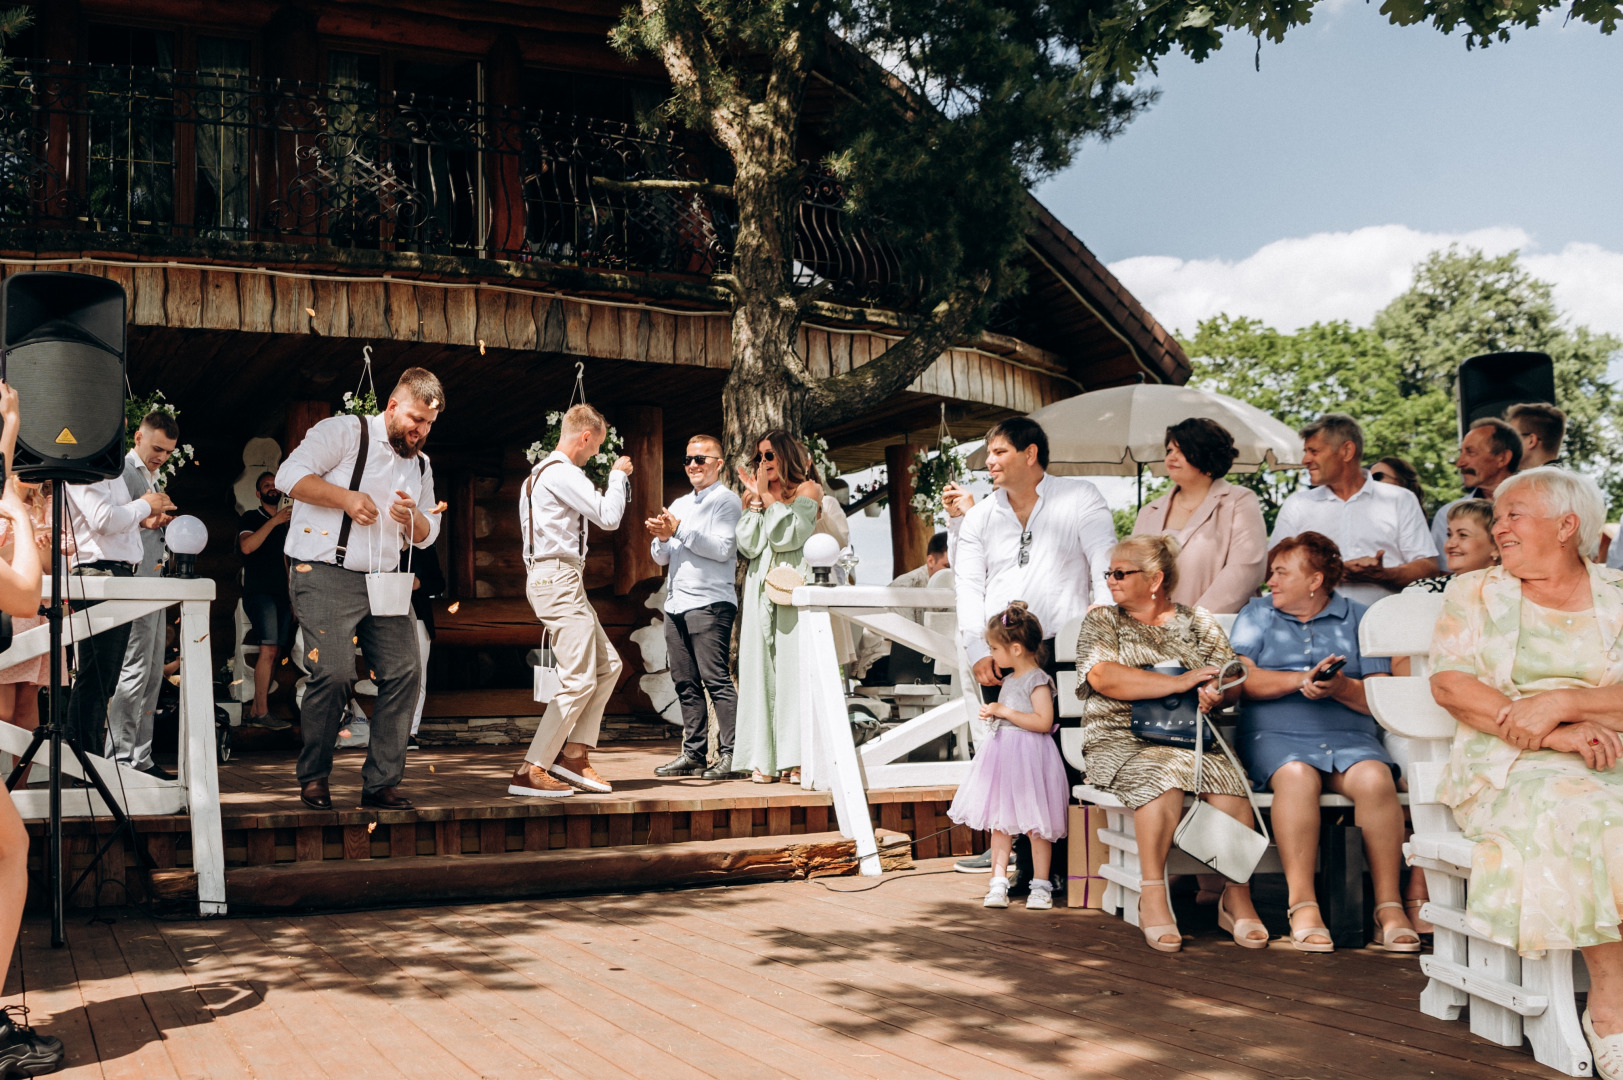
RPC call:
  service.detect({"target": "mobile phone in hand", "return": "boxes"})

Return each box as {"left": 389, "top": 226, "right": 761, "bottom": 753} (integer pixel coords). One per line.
{"left": 1312, "top": 657, "right": 1347, "bottom": 682}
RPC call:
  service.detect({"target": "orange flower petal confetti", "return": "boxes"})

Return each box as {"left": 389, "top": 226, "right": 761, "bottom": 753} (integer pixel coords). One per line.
{"left": 429, "top": 765, "right": 436, "bottom": 772}
{"left": 447, "top": 602, "right": 460, "bottom": 614}
{"left": 307, "top": 648, "right": 319, "bottom": 662}
{"left": 295, "top": 563, "right": 312, "bottom": 572}
{"left": 281, "top": 657, "right": 289, "bottom": 666}
{"left": 366, "top": 822, "right": 377, "bottom": 834}
{"left": 478, "top": 339, "right": 486, "bottom": 355}
{"left": 426, "top": 501, "right": 448, "bottom": 515}
{"left": 305, "top": 307, "right": 316, "bottom": 318}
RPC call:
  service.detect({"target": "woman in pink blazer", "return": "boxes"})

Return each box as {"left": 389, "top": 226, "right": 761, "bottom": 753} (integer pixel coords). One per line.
{"left": 1132, "top": 418, "right": 1268, "bottom": 615}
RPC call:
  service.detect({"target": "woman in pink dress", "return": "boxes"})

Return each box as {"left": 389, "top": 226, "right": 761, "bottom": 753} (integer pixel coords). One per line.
{"left": 0, "top": 481, "right": 64, "bottom": 746}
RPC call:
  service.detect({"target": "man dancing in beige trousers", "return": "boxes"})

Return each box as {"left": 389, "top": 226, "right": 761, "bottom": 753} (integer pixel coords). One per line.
{"left": 508, "top": 403, "right": 633, "bottom": 798}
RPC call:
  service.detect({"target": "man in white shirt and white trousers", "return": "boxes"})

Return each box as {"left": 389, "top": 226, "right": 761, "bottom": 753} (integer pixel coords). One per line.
{"left": 106, "top": 412, "right": 181, "bottom": 778}
{"left": 1270, "top": 413, "right": 1438, "bottom": 606}
{"left": 951, "top": 416, "right": 1117, "bottom": 887}
{"left": 63, "top": 427, "right": 177, "bottom": 756}
{"left": 508, "top": 403, "right": 633, "bottom": 799}
{"left": 276, "top": 368, "right": 442, "bottom": 812}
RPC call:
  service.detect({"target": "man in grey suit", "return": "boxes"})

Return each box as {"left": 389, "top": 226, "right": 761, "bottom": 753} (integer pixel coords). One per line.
{"left": 106, "top": 411, "right": 180, "bottom": 779}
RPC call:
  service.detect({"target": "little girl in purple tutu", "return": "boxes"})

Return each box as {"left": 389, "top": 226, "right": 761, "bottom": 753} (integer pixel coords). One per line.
{"left": 948, "top": 602, "right": 1070, "bottom": 910}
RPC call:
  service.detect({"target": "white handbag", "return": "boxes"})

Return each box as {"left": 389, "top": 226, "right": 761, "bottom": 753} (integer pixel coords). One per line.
{"left": 1171, "top": 670, "right": 1271, "bottom": 883}
{"left": 532, "top": 629, "right": 561, "bottom": 703}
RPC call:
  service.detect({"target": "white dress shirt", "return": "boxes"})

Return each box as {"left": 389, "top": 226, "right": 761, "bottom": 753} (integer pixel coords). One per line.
{"left": 953, "top": 474, "right": 1118, "bottom": 664}
{"left": 276, "top": 412, "right": 438, "bottom": 572}
{"left": 520, "top": 451, "right": 628, "bottom": 564}
{"left": 651, "top": 480, "right": 742, "bottom": 613}
{"left": 1270, "top": 472, "right": 1439, "bottom": 606}
{"left": 65, "top": 472, "right": 148, "bottom": 567}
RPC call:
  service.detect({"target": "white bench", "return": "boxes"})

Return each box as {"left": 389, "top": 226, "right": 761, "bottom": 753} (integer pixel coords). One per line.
{"left": 1361, "top": 590, "right": 1591, "bottom": 1077}
{"left": 1060, "top": 610, "right": 1401, "bottom": 946}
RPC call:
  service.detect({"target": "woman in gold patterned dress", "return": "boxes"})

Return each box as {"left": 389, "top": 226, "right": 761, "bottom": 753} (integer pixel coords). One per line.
{"left": 1429, "top": 467, "right": 1623, "bottom": 1077}
{"left": 1076, "top": 535, "right": 1264, "bottom": 953}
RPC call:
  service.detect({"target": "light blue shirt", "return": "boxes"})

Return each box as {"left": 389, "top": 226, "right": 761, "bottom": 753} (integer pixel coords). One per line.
{"left": 652, "top": 480, "right": 743, "bottom": 614}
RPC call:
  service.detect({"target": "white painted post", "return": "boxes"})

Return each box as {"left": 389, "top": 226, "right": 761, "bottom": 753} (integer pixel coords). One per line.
{"left": 179, "top": 596, "right": 227, "bottom": 914}
{"left": 800, "top": 610, "right": 881, "bottom": 875}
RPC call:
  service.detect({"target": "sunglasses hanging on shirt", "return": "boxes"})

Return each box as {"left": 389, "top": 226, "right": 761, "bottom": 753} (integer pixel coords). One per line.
{"left": 1018, "top": 529, "right": 1033, "bottom": 566}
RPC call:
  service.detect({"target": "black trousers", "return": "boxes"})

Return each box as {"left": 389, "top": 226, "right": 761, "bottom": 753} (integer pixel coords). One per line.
{"left": 66, "top": 562, "right": 135, "bottom": 754}
{"left": 664, "top": 601, "right": 739, "bottom": 760}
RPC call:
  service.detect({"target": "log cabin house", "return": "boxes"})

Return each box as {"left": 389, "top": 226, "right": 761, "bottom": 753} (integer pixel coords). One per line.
{"left": 0, "top": 0, "right": 1191, "bottom": 743}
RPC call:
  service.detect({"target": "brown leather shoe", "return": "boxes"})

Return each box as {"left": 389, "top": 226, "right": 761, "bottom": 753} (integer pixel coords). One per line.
{"left": 548, "top": 756, "right": 611, "bottom": 793}
{"left": 300, "top": 779, "right": 332, "bottom": 811}
{"left": 507, "top": 763, "right": 573, "bottom": 798}
{"left": 359, "top": 786, "right": 414, "bottom": 810}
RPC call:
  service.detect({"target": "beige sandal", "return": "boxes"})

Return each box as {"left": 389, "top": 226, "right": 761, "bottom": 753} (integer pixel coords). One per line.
{"left": 1404, "top": 898, "right": 1434, "bottom": 935}
{"left": 1138, "top": 880, "right": 1182, "bottom": 953}
{"left": 1217, "top": 884, "right": 1269, "bottom": 949}
{"left": 1287, "top": 900, "right": 1334, "bottom": 953}
{"left": 1372, "top": 901, "right": 1423, "bottom": 953}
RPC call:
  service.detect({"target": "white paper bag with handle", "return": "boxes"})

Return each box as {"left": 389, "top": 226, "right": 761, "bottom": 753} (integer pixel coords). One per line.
{"left": 532, "top": 629, "right": 561, "bottom": 703}
{"left": 365, "top": 514, "right": 415, "bottom": 618}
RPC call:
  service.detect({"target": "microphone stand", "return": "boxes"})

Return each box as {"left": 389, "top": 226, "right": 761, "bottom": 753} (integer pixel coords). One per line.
{"left": 5, "top": 482, "right": 153, "bottom": 946}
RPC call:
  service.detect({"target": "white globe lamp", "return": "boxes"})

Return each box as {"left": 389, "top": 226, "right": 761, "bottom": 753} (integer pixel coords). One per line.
{"left": 803, "top": 532, "right": 842, "bottom": 586}
{"left": 164, "top": 515, "right": 208, "bottom": 578}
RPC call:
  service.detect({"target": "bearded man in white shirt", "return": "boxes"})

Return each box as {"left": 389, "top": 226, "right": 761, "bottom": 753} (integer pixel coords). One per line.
{"left": 1270, "top": 414, "right": 1438, "bottom": 605}
{"left": 508, "top": 403, "right": 633, "bottom": 799}
{"left": 276, "top": 368, "right": 442, "bottom": 812}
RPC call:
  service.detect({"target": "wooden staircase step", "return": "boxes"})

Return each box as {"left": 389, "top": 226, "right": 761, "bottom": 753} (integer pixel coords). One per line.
{"left": 149, "top": 829, "right": 914, "bottom": 910}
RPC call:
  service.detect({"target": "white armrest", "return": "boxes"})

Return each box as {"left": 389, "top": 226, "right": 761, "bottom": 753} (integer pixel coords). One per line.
{"left": 1367, "top": 676, "right": 1458, "bottom": 740}
{"left": 1360, "top": 591, "right": 1445, "bottom": 658}
{"left": 1056, "top": 617, "right": 1084, "bottom": 663}
{"left": 1056, "top": 671, "right": 1083, "bottom": 718}
{"left": 1059, "top": 727, "right": 1085, "bottom": 772}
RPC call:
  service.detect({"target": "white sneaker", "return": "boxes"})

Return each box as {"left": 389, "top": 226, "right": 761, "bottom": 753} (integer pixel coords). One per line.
{"left": 1026, "top": 885, "right": 1054, "bottom": 910}
{"left": 983, "top": 876, "right": 1010, "bottom": 909}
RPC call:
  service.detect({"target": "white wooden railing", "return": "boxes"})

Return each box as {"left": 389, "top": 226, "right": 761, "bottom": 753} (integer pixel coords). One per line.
{"left": 791, "top": 584, "right": 979, "bottom": 876}
{"left": 0, "top": 577, "right": 225, "bottom": 916}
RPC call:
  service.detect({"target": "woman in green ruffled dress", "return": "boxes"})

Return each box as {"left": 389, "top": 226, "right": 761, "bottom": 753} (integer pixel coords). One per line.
{"left": 734, "top": 430, "right": 822, "bottom": 784}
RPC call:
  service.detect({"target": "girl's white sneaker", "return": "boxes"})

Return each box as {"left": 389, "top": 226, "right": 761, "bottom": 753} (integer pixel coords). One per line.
{"left": 983, "top": 876, "right": 1010, "bottom": 908}
{"left": 1026, "top": 884, "right": 1053, "bottom": 910}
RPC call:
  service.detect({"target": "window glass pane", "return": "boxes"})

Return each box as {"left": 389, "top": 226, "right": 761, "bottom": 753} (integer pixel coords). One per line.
{"left": 194, "top": 38, "right": 252, "bottom": 237}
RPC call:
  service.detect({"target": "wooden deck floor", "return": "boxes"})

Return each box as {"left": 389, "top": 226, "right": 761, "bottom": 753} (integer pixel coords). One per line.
{"left": 7, "top": 859, "right": 1566, "bottom": 1080}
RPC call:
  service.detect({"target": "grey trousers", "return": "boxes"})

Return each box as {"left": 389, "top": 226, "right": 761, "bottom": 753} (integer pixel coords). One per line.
{"left": 665, "top": 602, "right": 738, "bottom": 761}
{"left": 290, "top": 562, "right": 420, "bottom": 794}
{"left": 106, "top": 609, "right": 164, "bottom": 769}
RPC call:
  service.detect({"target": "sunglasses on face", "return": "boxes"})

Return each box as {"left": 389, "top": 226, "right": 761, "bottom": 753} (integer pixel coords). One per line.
{"left": 752, "top": 450, "right": 776, "bottom": 465}
{"left": 1103, "top": 569, "right": 1144, "bottom": 581}
{"left": 1370, "top": 470, "right": 1394, "bottom": 483}
{"left": 683, "top": 455, "right": 714, "bottom": 466}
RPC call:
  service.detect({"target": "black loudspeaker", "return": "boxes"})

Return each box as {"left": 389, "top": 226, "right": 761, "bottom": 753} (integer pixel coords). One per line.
{"left": 0, "top": 271, "right": 127, "bottom": 483}
{"left": 1457, "top": 351, "right": 1556, "bottom": 438}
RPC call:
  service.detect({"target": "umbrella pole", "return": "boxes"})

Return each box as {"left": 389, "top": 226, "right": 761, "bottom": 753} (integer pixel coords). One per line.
{"left": 1136, "top": 463, "right": 1143, "bottom": 511}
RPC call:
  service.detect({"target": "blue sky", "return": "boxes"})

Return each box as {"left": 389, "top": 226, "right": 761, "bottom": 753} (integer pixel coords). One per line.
{"left": 1035, "top": 5, "right": 1623, "bottom": 339}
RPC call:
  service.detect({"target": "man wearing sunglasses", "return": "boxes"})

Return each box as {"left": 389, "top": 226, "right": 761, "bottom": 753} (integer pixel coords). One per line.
{"left": 648, "top": 436, "right": 744, "bottom": 780}
{"left": 952, "top": 416, "right": 1117, "bottom": 883}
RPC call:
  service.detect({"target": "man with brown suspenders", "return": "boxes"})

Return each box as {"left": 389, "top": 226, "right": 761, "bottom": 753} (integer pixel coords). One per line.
{"left": 508, "top": 403, "right": 632, "bottom": 798}
{"left": 276, "top": 368, "right": 443, "bottom": 811}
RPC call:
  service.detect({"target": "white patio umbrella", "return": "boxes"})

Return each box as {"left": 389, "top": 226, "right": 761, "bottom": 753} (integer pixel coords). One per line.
{"left": 965, "top": 383, "right": 1305, "bottom": 478}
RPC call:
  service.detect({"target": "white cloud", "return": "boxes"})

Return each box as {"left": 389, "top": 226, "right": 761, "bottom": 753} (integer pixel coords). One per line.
{"left": 1107, "top": 224, "right": 1623, "bottom": 339}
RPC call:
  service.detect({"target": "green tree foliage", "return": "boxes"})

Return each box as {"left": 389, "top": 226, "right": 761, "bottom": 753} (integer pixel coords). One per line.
{"left": 612, "top": 0, "right": 1617, "bottom": 459}
{"left": 1186, "top": 248, "right": 1622, "bottom": 528}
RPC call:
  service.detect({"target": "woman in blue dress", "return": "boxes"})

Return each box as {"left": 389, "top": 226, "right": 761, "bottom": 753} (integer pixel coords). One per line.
{"left": 1230, "top": 530, "right": 1420, "bottom": 954}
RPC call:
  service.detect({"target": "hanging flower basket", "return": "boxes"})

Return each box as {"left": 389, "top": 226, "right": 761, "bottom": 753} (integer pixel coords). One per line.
{"left": 526, "top": 411, "right": 625, "bottom": 489}
{"left": 125, "top": 389, "right": 196, "bottom": 486}
{"left": 909, "top": 435, "right": 967, "bottom": 526}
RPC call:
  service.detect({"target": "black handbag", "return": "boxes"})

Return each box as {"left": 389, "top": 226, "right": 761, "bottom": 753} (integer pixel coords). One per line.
{"left": 1129, "top": 660, "right": 1247, "bottom": 749}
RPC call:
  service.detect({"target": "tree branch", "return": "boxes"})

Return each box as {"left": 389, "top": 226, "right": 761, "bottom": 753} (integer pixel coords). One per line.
{"left": 591, "top": 177, "right": 735, "bottom": 198}
{"left": 803, "top": 273, "right": 992, "bottom": 430}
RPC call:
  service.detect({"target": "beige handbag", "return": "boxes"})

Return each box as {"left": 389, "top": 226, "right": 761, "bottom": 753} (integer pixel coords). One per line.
{"left": 764, "top": 565, "right": 805, "bottom": 605}
{"left": 1172, "top": 686, "right": 1271, "bottom": 883}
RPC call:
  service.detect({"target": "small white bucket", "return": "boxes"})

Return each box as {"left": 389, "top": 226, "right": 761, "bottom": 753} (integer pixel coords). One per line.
{"left": 532, "top": 632, "right": 561, "bottom": 702}
{"left": 365, "top": 517, "right": 415, "bottom": 617}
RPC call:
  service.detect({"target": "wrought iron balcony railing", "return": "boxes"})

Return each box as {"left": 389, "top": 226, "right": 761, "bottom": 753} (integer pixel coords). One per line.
{"left": 0, "top": 60, "right": 917, "bottom": 307}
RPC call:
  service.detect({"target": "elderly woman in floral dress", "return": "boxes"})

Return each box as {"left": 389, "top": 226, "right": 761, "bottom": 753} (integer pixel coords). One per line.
{"left": 1429, "top": 467, "right": 1623, "bottom": 1079}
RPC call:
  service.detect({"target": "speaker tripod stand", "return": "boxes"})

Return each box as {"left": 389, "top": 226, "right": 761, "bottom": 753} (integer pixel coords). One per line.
{"left": 4, "top": 482, "right": 153, "bottom": 947}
